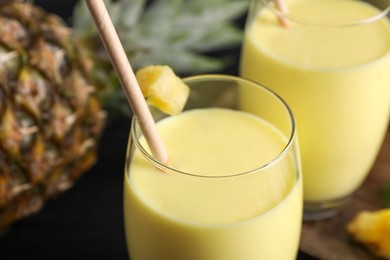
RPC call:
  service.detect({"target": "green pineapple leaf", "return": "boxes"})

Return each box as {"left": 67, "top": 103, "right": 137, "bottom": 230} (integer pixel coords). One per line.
{"left": 72, "top": 0, "right": 249, "bottom": 74}
{"left": 385, "top": 182, "right": 390, "bottom": 208}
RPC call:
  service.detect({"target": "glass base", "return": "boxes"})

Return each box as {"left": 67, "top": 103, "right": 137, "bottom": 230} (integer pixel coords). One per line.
{"left": 303, "top": 196, "right": 350, "bottom": 221}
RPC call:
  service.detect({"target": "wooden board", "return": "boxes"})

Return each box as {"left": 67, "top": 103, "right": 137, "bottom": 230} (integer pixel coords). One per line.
{"left": 300, "top": 129, "right": 390, "bottom": 260}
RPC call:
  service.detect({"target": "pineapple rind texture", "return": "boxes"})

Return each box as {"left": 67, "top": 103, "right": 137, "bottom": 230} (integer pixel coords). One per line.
{"left": 347, "top": 209, "right": 390, "bottom": 259}
{"left": 0, "top": 2, "right": 106, "bottom": 232}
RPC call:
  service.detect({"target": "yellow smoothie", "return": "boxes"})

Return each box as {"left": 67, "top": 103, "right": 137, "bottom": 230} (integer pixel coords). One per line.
{"left": 124, "top": 108, "right": 302, "bottom": 260}
{"left": 240, "top": 0, "right": 390, "bottom": 202}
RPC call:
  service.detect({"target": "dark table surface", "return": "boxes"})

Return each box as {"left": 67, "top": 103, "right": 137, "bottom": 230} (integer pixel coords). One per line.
{"left": 0, "top": 1, "right": 316, "bottom": 259}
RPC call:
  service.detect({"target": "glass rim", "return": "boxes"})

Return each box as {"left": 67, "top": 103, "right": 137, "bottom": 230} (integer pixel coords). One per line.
{"left": 131, "top": 74, "right": 298, "bottom": 179}
{"left": 262, "top": 0, "right": 390, "bottom": 27}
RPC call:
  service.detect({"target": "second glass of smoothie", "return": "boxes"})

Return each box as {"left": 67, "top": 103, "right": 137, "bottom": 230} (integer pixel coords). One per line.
{"left": 240, "top": 0, "right": 390, "bottom": 219}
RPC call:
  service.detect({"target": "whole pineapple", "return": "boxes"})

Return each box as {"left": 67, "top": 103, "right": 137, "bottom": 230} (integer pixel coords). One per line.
{"left": 0, "top": 1, "right": 106, "bottom": 232}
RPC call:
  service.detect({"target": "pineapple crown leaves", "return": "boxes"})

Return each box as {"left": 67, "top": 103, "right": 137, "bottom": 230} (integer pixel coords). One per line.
{"left": 72, "top": 0, "right": 249, "bottom": 74}
{"left": 72, "top": 0, "right": 249, "bottom": 117}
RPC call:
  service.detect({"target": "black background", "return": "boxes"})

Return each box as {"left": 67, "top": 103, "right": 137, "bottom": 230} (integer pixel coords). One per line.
{"left": 0, "top": 1, "right": 315, "bottom": 259}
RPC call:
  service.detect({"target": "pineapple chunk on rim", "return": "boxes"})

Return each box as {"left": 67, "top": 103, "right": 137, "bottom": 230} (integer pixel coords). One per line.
{"left": 135, "top": 65, "right": 189, "bottom": 115}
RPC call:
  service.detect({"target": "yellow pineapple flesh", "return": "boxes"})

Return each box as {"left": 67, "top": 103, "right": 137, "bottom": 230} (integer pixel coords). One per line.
{"left": 347, "top": 209, "right": 390, "bottom": 259}
{"left": 135, "top": 65, "right": 190, "bottom": 115}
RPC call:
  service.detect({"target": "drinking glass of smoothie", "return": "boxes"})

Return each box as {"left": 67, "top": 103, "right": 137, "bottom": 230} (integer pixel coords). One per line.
{"left": 240, "top": 0, "right": 390, "bottom": 220}
{"left": 124, "top": 75, "right": 302, "bottom": 260}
